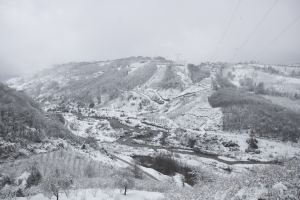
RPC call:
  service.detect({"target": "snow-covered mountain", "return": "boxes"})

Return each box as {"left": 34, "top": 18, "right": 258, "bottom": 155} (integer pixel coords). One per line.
{"left": 6, "top": 56, "right": 196, "bottom": 107}
{"left": 2, "top": 57, "right": 300, "bottom": 199}
{"left": 6, "top": 56, "right": 219, "bottom": 130}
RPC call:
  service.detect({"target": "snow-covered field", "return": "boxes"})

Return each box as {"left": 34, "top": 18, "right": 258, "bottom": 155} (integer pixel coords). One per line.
{"left": 15, "top": 189, "right": 164, "bottom": 200}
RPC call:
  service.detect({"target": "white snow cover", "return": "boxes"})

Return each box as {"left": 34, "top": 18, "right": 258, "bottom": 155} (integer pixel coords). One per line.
{"left": 15, "top": 171, "right": 30, "bottom": 188}
{"left": 272, "top": 182, "right": 287, "bottom": 191}
{"left": 15, "top": 189, "right": 164, "bottom": 200}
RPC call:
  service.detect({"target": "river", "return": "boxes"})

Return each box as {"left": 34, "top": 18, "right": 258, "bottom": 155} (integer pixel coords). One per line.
{"left": 101, "top": 117, "right": 280, "bottom": 165}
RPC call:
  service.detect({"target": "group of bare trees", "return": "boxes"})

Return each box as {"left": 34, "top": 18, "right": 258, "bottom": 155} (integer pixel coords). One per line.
{"left": 2, "top": 147, "right": 298, "bottom": 199}
{"left": 0, "top": 149, "right": 143, "bottom": 199}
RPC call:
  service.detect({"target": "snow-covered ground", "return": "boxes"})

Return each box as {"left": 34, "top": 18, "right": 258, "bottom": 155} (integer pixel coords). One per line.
{"left": 15, "top": 189, "right": 164, "bottom": 200}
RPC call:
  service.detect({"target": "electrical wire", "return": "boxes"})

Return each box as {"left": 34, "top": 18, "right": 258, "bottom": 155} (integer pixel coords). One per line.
{"left": 230, "top": 0, "right": 279, "bottom": 62}
{"left": 252, "top": 15, "right": 300, "bottom": 60}
{"left": 210, "top": 0, "right": 242, "bottom": 62}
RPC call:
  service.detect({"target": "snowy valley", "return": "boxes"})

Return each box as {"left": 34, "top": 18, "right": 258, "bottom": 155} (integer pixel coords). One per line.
{"left": 1, "top": 57, "right": 300, "bottom": 199}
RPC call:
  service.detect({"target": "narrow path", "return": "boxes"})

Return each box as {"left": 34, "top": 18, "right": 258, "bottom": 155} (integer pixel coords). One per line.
{"left": 111, "top": 154, "right": 159, "bottom": 181}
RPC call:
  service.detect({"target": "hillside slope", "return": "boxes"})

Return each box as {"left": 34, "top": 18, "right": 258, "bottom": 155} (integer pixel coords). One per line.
{"left": 6, "top": 59, "right": 300, "bottom": 143}
{"left": 0, "top": 83, "right": 85, "bottom": 161}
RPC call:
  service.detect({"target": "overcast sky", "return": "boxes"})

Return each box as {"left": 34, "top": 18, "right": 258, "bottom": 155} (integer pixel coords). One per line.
{"left": 0, "top": 0, "right": 299, "bottom": 76}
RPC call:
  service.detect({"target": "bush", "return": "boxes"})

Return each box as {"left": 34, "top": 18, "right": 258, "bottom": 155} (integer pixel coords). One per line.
{"left": 246, "top": 137, "right": 258, "bottom": 149}
{"left": 84, "top": 164, "right": 96, "bottom": 178}
{"left": 215, "top": 73, "right": 236, "bottom": 89}
{"left": 26, "top": 166, "right": 42, "bottom": 188}
{"left": 132, "top": 163, "right": 143, "bottom": 179}
{"left": 187, "top": 64, "right": 210, "bottom": 83}
{"left": 255, "top": 82, "right": 265, "bottom": 94}
{"left": 84, "top": 136, "right": 99, "bottom": 150}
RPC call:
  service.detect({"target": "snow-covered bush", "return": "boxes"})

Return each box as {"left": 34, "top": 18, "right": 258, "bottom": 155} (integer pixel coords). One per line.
{"left": 88, "top": 185, "right": 99, "bottom": 197}
{"left": 26, "top": 166, "right": 42, "bottom": 188}
{"left": 84, "top": 163, "right": 96, "bottom": 178}
{"left": 103, "top": 188, "right": 114, "bottom": 198}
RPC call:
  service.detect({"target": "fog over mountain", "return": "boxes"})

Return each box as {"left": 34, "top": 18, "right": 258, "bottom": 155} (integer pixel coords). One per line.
{"left": 0, "top": 0, "right": 300, "bottom": 76}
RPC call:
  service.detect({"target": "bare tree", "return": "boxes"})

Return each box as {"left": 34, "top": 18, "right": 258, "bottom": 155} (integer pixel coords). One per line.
{"left": 41, "top": 169, "right": 73, "bottom": 200}
{"left": 114, "top": 168, "right": 134, "bottom": 195}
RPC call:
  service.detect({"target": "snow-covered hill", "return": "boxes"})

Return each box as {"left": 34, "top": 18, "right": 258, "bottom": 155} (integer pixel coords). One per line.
{"left": 2, "top": 58, "right": 300, "bottom": 200}
{"left": 6, "top": 57, "right": 213, "bottom": 126}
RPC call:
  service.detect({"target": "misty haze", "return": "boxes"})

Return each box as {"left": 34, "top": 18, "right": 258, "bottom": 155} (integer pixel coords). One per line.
{"left": 0, "top": 0, "right": 300, "bottom": 200}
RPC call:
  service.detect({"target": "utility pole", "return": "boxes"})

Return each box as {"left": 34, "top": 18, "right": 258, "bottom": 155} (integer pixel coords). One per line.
{"left": 175, "top": 54, "right": 181, "bottom": 64}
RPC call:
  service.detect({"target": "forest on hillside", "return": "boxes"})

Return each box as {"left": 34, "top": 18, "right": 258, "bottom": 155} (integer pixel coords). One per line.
{"left": 0, "top": 83, "right": 95, "bottom": 160}
{"left": 208, "top": 87, "right": 300, "bottom": 142}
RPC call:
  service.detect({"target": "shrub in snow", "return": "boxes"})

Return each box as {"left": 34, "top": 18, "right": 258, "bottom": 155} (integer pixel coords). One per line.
{"left": 85, "top": 136, "right": 99, "bottom": 149}
{"left": 84, "top": 163, "right": 96, "bottom": 178}
{"left": 191, "top": 166, "right": 216, "bottom": 184}
{"left": 103, "top": 188, "right": 114, "bottom": 198}
{"left": 246, "top": 137, "right": 258, "bottom": 149}
{"left": 89, "top": 188, "right": 99, "bottom": 197}
{"left": 71, "top": 188, "right": 80, "bottom": 197}
{"left": 132, "top": 162, "right": 143, "bottom": 179}
{"left": 23, "top": 186, "right": 39, "bottom": 200}
{"left": 26, "top": 166, "right": 42, "bottom": 188}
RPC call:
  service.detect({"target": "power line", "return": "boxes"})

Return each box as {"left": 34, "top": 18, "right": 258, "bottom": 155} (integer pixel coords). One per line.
{"left": 252, "top": 15, "right": 300, "bottom": 60}
{"left": 230, "top": 0, "right": 279, "bottom": 62}
{"left": 212, "top": 0, "right": 236, "bottom": 42}
{"left": 210, "top": 0, "right": 242, "bottom": 62}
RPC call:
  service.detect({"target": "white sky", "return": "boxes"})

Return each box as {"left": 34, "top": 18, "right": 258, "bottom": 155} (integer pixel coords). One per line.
{"left": 0, "top": 0, "right": 299, "bottom": 76}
